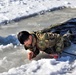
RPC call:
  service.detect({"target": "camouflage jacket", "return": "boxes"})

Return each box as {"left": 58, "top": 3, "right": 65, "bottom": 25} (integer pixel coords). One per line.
{"left": 24, "top": 31, "right": 66, "bottom": 56}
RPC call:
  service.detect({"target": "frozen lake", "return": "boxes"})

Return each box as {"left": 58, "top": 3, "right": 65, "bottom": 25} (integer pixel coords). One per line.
{"left": 0, "top": 8, "right": 76, "bottom": 73}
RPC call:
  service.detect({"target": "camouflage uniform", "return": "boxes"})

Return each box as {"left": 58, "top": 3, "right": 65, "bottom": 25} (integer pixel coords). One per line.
{"left": 24, "top": 31, "right": 71, "bottom": 56}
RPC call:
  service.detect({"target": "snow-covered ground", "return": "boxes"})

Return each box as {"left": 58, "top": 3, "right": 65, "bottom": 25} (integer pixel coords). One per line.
{"left": 0, "top": 0, "right": 76, "bottom": 75}
{"left": 0, "top": 0, "right": 76, "bottom": 25}
{"left": 1, "top": 57, "right": 76, "bottom": 75}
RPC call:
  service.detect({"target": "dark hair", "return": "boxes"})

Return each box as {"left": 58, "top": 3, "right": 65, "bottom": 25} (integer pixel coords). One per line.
{"left": 17, "top": 31, "right": 30, "bottom": 44}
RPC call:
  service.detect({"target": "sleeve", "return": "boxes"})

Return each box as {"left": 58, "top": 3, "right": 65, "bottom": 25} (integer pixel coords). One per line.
{"left": 33, "top": 48, "right": 40, "bottom": 56}
{"left": 29, "top": 47, "right": 40, "bottom": 58}
{"left": 24, "top": 46, "right": 40, "bottom": 58}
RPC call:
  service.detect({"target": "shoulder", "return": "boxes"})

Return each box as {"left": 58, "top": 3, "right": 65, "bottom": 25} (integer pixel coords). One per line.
{"left": 30, "top": 31, "right": 61, "bottom": 39}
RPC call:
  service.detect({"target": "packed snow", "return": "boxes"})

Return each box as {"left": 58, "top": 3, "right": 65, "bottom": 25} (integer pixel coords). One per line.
{"left": 0, "top": 0, "right": 76, "bottom": 75}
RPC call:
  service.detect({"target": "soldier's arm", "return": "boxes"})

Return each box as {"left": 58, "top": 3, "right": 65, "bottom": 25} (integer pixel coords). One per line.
{"left": 24, "top": 46, "right": 40, "bottom": 60}
{"left": 44, "top": 48, "right": 59, "bottom": 59}
{"left": 49, "top": 54, "right": 59, "bottom": 59}
{"left": 28, "top": 48, "right": 40, "bottom": 60}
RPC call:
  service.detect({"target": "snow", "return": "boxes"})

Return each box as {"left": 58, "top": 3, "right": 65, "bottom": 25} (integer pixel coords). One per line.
{"left": 0, "top": 57, "right": 76, "bottom": 75}
{"left": 0, "top": 0, "right": 76, "bottom": 75}
{"left": 0, "top": 34, "right": 19, "bottom": 45}
{"left": 0, "top": 0, "right": 76, "bottom": 25}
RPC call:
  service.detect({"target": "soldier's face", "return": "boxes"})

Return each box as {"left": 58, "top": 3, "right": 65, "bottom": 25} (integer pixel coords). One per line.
{"left": 24, "top": 35, "right": 32, "bottom": 47}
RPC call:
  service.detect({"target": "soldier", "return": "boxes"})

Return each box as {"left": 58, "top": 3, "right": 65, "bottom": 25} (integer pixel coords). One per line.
{"left": 17, "top": 30, "right": 71, "bottom": 60}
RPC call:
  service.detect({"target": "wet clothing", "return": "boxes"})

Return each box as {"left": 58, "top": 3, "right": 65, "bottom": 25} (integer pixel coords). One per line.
{"left": 24, "top": 31, "right": 71, "bottom": 57}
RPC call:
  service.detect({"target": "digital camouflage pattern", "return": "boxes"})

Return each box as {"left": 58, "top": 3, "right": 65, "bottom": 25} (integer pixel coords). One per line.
{"left": 26, "top": 31, "right": 71, "bottom": 56}
{"left": 35, "top": 31, "right": 64, "bottom": 53}
{"left": 23, "top": 25, "right": 73, "bottom": 57}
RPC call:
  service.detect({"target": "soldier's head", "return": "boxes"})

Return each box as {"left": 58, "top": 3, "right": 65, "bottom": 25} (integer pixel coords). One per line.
{"left": 17, "top": 31, "right": 32, "bottom": 47}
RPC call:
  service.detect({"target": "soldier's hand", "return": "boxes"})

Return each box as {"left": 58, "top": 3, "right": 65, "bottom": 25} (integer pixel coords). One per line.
{"left": 27, "top": 51, "right": 36, "bottom": 60}
{"left": 49, "top": 54, "right": 59, "bottom": 59}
